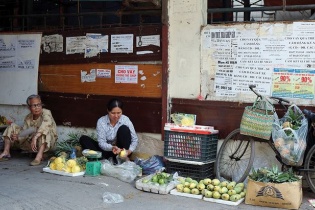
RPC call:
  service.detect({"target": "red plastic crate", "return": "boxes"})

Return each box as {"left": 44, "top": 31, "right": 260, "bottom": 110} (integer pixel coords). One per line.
{"left": 164, "top": 129, "right": 218, "bottom": 162}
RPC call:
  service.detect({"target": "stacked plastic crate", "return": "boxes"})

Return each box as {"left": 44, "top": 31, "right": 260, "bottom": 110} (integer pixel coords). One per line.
{"left": 164, "top": 123, "right": 219, "bottom": 180}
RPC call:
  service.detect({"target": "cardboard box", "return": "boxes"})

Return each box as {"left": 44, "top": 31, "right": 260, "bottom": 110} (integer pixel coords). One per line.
{"left": 245, "top": 178, "right": 302, "bottom": 209}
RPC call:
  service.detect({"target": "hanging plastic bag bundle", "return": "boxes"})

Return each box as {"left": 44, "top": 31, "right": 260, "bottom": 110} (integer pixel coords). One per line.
{"left": 272, "top": 104, "right": 308, "bottom": 166}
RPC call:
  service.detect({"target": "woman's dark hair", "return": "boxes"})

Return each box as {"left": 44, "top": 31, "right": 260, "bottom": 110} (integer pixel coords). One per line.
{"left": 26, "top": 94, "right": 41, "bottom": 106}
{"left": 107, "top": 98, "right": 123, "bottom": 111}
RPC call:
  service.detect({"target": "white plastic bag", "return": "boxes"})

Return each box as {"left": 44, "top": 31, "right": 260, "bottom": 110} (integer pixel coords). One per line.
{"left": 100, "top": 160, "right": 141, "bottom": 183}
{"left": 272, "top": 104, "right": 308, "bottom": 166}
{"left": 102, "top": 192, "right": 124, "bottom": 204}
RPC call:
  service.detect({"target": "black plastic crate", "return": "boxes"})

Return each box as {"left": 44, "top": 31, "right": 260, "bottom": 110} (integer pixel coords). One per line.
{"left": 165, "top": 160, "right": 215, "bottom": 181}
{"left": 164, "top": 130, "right": 218, "bottom": 161}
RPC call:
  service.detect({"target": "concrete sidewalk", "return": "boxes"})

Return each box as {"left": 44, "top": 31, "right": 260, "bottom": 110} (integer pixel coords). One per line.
{"left": 0, "top": 154, "right": 315, "bottom": 210}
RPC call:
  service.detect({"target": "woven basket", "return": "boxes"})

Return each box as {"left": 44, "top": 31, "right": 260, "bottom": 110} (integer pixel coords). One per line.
{"left": 240, "top": 105, "right": 275, "bottom": 140}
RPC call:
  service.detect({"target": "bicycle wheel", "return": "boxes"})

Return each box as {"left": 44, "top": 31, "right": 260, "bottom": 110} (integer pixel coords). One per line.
{"left": 216, "top": 128, "right": 255, "bottom": 183}
{"left": 304, "top": 144, "right": 315, "bottom": 193}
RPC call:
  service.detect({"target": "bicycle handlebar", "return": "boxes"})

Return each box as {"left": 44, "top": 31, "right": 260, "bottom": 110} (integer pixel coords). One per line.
{"left": 303, "top": 109, "right": 315, "bottom": 122}
{"left": 249, "top": 85, "right": 291, "bottom": 106}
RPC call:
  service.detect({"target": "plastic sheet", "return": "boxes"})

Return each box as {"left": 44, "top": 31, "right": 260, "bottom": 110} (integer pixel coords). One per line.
{"left": 100, "top": 160, "right": 141, "bottom": 183}
{"left": 102, "top": 192, "right": 124, "bottom": 204}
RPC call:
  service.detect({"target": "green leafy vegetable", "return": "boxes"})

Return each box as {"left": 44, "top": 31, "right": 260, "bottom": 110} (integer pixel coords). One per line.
{"left": 249, "top": 165, "right": 299, "bottom": 183}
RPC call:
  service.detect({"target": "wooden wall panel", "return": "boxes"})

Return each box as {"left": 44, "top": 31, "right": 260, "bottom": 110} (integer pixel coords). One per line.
{"left": 40, "top": 92, "right": 162, "bottom": 133}
{"left": 39, "top": 63, "right": 162, "bottom": 98}
{"left": 39, "top": 25, "right": 162, "bottom": 65}
{"left": 170, "top": 98, "right": 315, "bottom": 139}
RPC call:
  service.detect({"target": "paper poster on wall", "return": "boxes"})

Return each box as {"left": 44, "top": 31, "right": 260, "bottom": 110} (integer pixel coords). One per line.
{"left": 292, "top": 22, "right": 315, "bottom": 36}
{"left": 0, "top": 33, "right": 42, "bottom": 105}
{"left": 96, "top": 69, "right": 111, "bottom": 78}
{"left": 136, "top": 35, "right": 160, "bottom": 47}
{"left": 272, "top": 68, "right": 315, "bottom": 99}
{"left": 272, "top": 68, "right": 294, "bottom": 98}
{"left": 293, "top": 69, "right": 315, "bottom": 99}
{"left": 84, "top": 33, "right": 108, "bottom": 58}
{"left": 81, "top": 69, "right": 96, "bottom": 82}
{"left": 115, "top": 65, "right": 138, "bottom": 84}
{"left": 111, "top": 34, "right": 133, "bottom": 53}
{"left": 41, "top": 34, "right": 63, "bottom": 53}
{"left": 66, "top": 36, "right": 86, "bottom": 54}
{"left": 202, "top": 22, "right": 315, "bottom": 103}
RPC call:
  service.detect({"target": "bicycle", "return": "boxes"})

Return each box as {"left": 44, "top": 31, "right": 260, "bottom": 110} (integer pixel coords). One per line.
{"left": 215, "top": 84, "right": 315, "bottom": 193}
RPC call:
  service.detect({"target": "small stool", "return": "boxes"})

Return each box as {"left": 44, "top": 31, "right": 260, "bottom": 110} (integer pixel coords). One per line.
{"left": 85, "top": 161, "right": 101, "bottom": 176}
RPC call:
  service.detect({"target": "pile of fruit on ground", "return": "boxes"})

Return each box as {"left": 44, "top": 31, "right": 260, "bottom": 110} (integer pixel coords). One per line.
{"left": 49, "top": 154, "right": 88, "bottom": 173}
{"left": 175, "top": 177, "right": 246, "bottom": 202}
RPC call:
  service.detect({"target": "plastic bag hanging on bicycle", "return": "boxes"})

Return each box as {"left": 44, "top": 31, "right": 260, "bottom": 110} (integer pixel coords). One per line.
{"left": 272, "top": 104, "right": 308, "bottom": 166}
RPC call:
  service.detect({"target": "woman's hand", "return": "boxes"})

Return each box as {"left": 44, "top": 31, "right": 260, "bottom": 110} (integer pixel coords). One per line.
{"left": 31, "top": 133, "right": 41, "bottom": 152}
{"left": 112, "top": 146, "right": 121, "bottom": 155}
{"left": 31, "top": 137, "right": 38, "bottom": 152}
{"left": 10, "top": 133, "right": 18, "bottom": 142}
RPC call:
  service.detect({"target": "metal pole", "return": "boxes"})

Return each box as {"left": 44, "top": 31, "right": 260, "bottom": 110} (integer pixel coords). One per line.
{"left": 208, "top": 4, "right": 315, "bottom": 13}
{"left": 243, "top": 0, "right": 251, "bottom": 21}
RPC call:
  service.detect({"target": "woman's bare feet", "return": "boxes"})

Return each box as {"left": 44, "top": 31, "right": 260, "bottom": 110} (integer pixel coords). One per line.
{"left": 0, "top": 152, "right": 11, "bottom": 159}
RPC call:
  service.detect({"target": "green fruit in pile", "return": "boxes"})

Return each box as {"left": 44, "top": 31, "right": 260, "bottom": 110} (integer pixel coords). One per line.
{"left": 234, "top": 187, "right": 243, "bottom": 194}
{"left": 227, "top": 181, "right": 236, "bottom": 190}
{"left": 159, "top": 179, "right": 165, "bottom": 185}
{"left": 213, "top": 185, "right": 221, "bottom": 192}
{"left": 207, "top": 184, "right": 214, "bottom": 191}
{"left": 184, "top": 182, "right": 190, "bottom": 187}
{"left": 220, "top": 181, "right": 229, "bottom": 187}
{"left": 203, "top": 178, "right": 212, "bottom": 185}
{"left": 221, "top": 193, "right": 230, "bottom": 201}
{"left": 189, "top": 182, "right": 197, "bottom": 189}
{"left": 240, "top": 191, "right": 246, "bottom": 198}
{"left": 219, "top": 186, "right": 228, "bottom": 194}
{"left": 191, "top": 188, "right": 200, "bottom": 195}
{"left": 197, "top": 183, "right": 206, "bottom": 191}
{"left": 151, "top": 175, "right": 158, "bottom": 183}
{"left": 204, "top": 190, "right": 213, "bottom": 198}
{"left": 212, "top": 191, "right": 221, "bottom": 199}
{"left": 230, "top": 194, "right": 239, "bottom": 202}
{"left": 176, "top": 184, "right": 184, "bottom": 192}
{"left": 185, "top": 177, "right": 193, "bottom": 183}
{"left": 228, "top": 189, "right": 236, "bottom": 196}
{"left": 178, "top": 177, "right": 185, "bottom": 184}
{"left": 212, "top": 179, "right": 221, "bottom": 186}
{"left": 183, "top": 187, "right": 191, "bottom": 194}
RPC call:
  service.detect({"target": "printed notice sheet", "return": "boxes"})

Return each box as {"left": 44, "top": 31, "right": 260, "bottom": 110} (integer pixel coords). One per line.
{"left": 41, "top": 34, "right": 63, "bottom": 53}
{"left": 0, "top": 33, "right": 42, "bottom": 105}
{"left": 115, "top": 65, "right": 138, "bottom": 84}
{"left": 66, "top": 36, "right": 86, "bottom": 54}
{"left": 111, "top": 34, "right": 133, "bottom": 53}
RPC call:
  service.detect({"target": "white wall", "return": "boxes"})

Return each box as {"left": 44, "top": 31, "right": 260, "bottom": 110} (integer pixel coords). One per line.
{"left": 167, "top": 0, "right": 207, "bottom": 99}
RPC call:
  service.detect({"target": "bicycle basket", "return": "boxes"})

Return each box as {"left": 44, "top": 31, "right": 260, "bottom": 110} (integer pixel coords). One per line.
{"left": 240, "top": 96, "right": 275, "bottom": 140}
